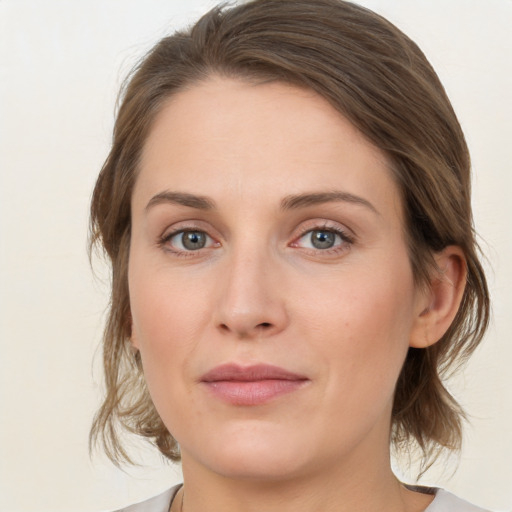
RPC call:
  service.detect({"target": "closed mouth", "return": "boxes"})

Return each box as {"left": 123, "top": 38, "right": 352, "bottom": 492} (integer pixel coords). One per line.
{"left": 200, "top": 363, "right": 309, "bottom": 406}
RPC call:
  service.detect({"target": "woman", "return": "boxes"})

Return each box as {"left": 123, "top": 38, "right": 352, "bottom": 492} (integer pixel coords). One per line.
{"left": 89, "top": 1, "right": 491, "bottom": 511}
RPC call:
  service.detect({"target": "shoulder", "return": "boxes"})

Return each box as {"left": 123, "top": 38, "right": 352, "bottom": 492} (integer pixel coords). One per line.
{"left": 112, "top": 484, "right": 181, "bottom": 512}
{"left": 426, "top": 488, "right": 492, "bottom": 512}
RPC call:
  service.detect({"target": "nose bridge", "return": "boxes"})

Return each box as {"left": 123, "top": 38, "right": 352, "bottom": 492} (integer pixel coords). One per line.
{"left": 215, "top": 237, "right": 287, "bottom": 338}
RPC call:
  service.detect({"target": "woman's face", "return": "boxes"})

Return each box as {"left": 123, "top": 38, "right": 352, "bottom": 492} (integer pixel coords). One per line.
{"left": 129, "top": 77, "right": 427, "bottom": 480}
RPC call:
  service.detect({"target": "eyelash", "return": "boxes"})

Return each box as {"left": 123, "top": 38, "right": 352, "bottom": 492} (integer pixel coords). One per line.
{"left": 291, "top": 223, "right": 355, "bottom": 254}
{"left": 158, "top": 222, "right": 355, "bottom": 257}
{"left": 158, "top": 228, "right": 218, "bottom": 257}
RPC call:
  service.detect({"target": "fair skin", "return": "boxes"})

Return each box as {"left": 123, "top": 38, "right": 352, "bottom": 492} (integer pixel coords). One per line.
{"left": 129, "top": 77, "right": 466, "bottom": 512}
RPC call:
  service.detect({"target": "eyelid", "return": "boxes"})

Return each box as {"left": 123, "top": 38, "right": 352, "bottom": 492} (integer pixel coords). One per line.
{"left": 293, "top": 219, "right": 355, "bottom": 241}
{"left": 159, "top": 218, "right": 219, "bottom": 241}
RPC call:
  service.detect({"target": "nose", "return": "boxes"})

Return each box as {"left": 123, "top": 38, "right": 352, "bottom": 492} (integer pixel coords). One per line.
{"left": 213, "top": 246, "right": 289, "bottom": 339}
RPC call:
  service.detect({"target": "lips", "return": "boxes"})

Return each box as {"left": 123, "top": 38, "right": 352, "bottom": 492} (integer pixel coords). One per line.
{"left": 200, "top": 363, "right": 309, "bottom": 406}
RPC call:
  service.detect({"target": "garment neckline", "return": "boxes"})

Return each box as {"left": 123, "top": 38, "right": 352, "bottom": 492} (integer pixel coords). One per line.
{"left": 167, "top": 483, "right": 439, "bottom": 511}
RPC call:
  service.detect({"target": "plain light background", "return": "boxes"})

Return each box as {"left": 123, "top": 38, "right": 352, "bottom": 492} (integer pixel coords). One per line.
{"left": 0, "top": 1, "right": 511, "bottom": 511}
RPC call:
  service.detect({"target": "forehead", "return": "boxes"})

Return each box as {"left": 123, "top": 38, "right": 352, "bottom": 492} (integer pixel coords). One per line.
{"left": 135, "top": 77, "right": 402, "bottom": 224}
{"left": 142, "top": 77, "right": 382, "bottom": 168}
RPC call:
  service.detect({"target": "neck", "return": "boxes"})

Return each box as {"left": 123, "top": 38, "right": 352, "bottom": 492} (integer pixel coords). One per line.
{"left": 177, "top": 445, "right": 431, "bottom": 512}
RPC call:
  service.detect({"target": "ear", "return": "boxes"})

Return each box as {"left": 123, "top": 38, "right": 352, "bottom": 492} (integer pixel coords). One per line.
{"left": 409, "top": 246, "right": 467, "bottom": 349}
{"left": 128, "top": 314, "right": 140, "bottom": 351}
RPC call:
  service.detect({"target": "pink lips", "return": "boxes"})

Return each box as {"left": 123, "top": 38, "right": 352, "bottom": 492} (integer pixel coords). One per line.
{"left": 200, "top": 364, "right": 309, "bottom": 406}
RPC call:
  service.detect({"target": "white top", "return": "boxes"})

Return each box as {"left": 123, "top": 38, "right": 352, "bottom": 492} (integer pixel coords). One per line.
{"left": 114, "top": 484, "right": 492, "bottom": 512}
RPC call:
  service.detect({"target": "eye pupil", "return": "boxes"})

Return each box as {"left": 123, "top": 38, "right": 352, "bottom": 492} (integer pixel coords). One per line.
{"left": 182, "top": 231, "right": 206, "bottom": 250}
{"left": 311, "top": 230, "right": 335, "bottom": 249}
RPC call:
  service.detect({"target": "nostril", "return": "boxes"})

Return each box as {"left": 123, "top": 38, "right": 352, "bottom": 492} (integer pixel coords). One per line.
{"left": 216, "top": 321, "right": 276, "bottom": 336}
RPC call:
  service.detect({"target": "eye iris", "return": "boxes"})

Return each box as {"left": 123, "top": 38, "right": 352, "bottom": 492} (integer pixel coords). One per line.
{"left": 182, "top": 231, "right": 206, "bottom": 250}
{"left": 311, "top": 230, "right": 335, "bottom": 249}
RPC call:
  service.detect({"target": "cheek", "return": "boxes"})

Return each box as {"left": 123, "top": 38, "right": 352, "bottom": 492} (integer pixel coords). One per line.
{"left": 129, "top": 273, "right": 204, "bottom": 434}
{"left": 129, "top": 254, "right": 207, "bottom": 351}
{"left": 128, "top": 256, "right": 210, "bottom": 408}
{"left": 296, "top": 261, "right": 416, "bottom": 397}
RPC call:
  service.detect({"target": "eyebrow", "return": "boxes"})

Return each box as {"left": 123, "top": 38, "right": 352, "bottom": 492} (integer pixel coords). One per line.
{"left": 145, "top": 191, "right": 216, "bottom": 211}
{"left": 145, "top": 189, "right": 378, "bottom": 215}
{"left": 281, "top": 191, "right": 378, "bottom": 215}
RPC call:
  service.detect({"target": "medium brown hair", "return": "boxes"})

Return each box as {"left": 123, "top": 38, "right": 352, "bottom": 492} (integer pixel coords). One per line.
{"left": 90, "top": 0, "right": 490, "bottom": 471}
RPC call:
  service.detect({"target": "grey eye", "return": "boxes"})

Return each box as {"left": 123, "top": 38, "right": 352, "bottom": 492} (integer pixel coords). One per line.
{"left": 181, "top": 231, "right": 207, "bottom": 250}
{"left": 310, "top": 230, "right": 336, "bottom": 249}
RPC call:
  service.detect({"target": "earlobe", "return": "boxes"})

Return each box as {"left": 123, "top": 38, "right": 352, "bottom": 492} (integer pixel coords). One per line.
{"left": 130, "top": 335, "right": 140, "bottom": 351}
{"left": 129, "top": 316, "right": 140, "bottom": 350}
{"left": 409, "top": 246, "right": 467, "bottom": 349}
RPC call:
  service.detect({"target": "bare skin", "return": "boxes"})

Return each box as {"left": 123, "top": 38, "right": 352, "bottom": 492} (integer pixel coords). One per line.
{"left": 130, "top": 77, "right": 465, "bottom": 512}
{"left": 169, "top": 482, "right": 435, "bottom": 512}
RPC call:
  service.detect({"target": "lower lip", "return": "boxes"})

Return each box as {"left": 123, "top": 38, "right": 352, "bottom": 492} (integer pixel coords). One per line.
{"left": 202, "top": 379, "right": 308, "bottom": 406}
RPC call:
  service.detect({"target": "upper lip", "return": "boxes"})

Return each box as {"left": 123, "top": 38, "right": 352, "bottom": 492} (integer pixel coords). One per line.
{"left": 200, "top": 363, "right": 308, "bottom": 382}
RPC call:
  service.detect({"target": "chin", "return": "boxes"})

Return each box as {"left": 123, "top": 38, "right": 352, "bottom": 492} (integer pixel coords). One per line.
{"left": 207, "top": 450, "right": 310, "bottom": 482}
{"left": 182, "top": 422, "right": 316, "bottom": 481}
